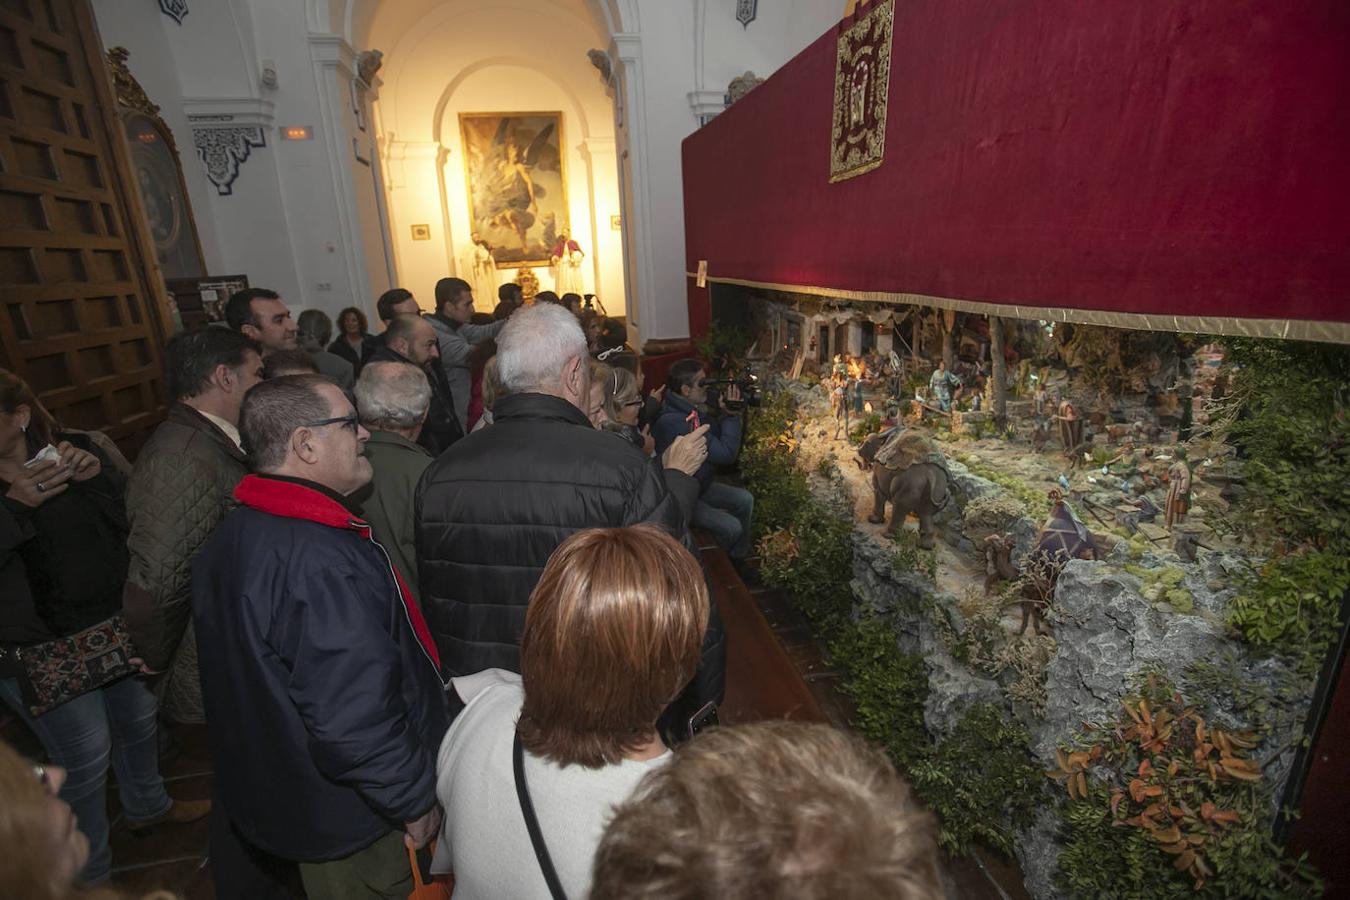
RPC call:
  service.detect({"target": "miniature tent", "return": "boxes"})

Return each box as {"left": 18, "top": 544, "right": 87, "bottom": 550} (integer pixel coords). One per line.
{"left": 681, "top": 0, "right": 1350, "bottom": 346}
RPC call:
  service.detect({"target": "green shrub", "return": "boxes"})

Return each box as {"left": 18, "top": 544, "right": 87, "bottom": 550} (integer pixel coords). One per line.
{"left": 829, "top": 616, "right": 930, "bottom": 770}
{"left": 1218, "top": 339, "right": 1350, "bottom": 675}
{"left": 909, "top": 704, "right": 1044, "bottom": 856}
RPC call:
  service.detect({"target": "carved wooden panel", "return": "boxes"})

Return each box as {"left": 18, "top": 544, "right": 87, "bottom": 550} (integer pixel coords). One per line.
{"left": 0, "top": 0, "right": 172, "bottom": 456}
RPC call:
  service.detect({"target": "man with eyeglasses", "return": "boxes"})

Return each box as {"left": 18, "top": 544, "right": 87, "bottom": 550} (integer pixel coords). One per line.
{"left": 192, "top": 375, "right": 449, "bottom": 899}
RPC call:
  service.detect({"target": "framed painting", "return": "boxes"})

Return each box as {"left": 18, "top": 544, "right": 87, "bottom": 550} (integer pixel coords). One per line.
{"left": 459, "top": 111, "right": 568, "bottom": 268}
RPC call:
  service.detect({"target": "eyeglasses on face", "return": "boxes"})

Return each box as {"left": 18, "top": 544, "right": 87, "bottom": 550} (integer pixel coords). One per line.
{"left": 303, "top": 414, "right": 359, "bottom": 433}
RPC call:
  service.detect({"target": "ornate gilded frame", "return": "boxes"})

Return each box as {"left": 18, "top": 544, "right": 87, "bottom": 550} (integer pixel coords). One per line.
{"left": 106, "top": 47, "right": 206, "bottom": 278}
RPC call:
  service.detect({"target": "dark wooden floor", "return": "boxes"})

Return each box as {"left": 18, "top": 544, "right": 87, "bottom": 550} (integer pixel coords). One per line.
{"left": 2, "top": 539, "right": 1029, "bottom": 899}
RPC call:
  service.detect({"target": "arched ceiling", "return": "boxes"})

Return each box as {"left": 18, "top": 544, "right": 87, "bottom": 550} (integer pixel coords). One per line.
{"left": 310, "top": 0, "right": 627, "bottom": 50}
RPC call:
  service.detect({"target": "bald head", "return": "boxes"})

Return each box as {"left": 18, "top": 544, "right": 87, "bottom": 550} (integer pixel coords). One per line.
{"left": 385, "top": 314, "right": 439, "bottom": 367}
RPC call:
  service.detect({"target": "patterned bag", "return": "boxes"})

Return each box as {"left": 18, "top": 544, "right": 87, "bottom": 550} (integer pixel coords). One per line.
{"left": 8, "top": 616, "right": 139, "bottom": 716}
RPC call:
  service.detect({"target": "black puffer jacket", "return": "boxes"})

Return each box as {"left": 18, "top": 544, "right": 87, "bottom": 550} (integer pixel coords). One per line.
{"left": 415, "top": 392, "right": 724, "bottom": 708}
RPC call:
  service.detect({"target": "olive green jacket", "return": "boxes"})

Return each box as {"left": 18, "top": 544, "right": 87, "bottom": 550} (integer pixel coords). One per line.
{"left": 351, "top": 430, "right": 432, "bottom": 602}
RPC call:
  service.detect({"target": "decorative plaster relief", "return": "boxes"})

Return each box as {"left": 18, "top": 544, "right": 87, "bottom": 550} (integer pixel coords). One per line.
{"left": 159, "top": 0, "right": 188, "bottom": 25}
{"left": 190, "top": 122, "right": 266, "bottom": 195}
{"left": 736, "top": 0, "right": 757, "bottom": 28}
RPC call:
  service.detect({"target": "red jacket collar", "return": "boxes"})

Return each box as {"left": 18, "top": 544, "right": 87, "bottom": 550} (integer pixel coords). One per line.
{"left": 234, "top": 474, "right": 365, "bottom": 530}
{"left": 233, "top": 474, "right": 444, "bottom": 673}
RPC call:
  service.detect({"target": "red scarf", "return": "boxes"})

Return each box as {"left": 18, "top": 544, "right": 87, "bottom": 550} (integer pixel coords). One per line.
{"left": 233, "top": 475, "right": 443, "bottom": 673}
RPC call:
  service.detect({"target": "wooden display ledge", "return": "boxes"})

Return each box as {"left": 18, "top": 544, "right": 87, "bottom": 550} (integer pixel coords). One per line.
{"left": 694, "top": 534, "right": 828, "bottom": 725}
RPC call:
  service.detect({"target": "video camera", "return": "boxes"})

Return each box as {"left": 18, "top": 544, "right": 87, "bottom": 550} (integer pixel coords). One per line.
{"left": 700, "top": 369, "right": 762, "bottom": 412}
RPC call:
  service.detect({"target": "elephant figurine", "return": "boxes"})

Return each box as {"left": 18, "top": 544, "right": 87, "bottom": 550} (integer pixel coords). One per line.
{"left": 856, "top": 430, "right": 952, "bottom": 548}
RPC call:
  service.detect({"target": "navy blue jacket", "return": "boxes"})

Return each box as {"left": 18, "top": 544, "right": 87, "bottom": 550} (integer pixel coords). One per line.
{"left": 192, "top": 475, "right": 448, "bottom": 862}
{"left": 651, "top": 392, "right": 744, "bottom": 492}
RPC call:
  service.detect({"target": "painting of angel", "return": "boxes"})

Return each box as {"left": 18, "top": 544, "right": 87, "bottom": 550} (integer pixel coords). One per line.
{"left": 459, "top": 112, "right": 568, "bottom": 268}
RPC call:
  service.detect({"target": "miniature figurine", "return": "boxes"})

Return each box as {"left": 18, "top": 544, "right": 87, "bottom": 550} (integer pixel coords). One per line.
{"left": 1165, "top": 448, "right": 1192, "bottom": 530}
{"left": 832, "top": 375, "right": 849, "bottom": 439}
{"left": 983, "top": 533, "right": 1017, "bottom": 596}
{"left": 1055, "top": 400, "right": 1084, "bottom": 458}
{"left": 1033, "top": 384, "right": 1048, "bottom": 417}
{"left": 853, "top": 376, "right": 865, "bottom": 415}
{"left": 928, "top": 359, "right": 962, "bottom": 412}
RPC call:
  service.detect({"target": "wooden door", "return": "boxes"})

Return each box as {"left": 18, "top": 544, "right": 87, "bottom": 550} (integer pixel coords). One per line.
{"left": 0, "top": 0, "right": 172, "bottom": 456}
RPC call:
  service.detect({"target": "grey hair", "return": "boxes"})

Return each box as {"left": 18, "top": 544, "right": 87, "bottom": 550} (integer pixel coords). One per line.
{"left": 496, "top": 302, "right": 587, "bottom": 394}
{"left": 296, "top": 308, "right": 332, "bottom": 350}
{"left": 354, "top": 361, "right": 431, "bottom": 430}
{"left": 240, "top": 374, "right": 331, "bottom": 471}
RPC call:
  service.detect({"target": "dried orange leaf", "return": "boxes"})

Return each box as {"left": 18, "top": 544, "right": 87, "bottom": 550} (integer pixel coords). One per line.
{"left": 1152, "top": 825, "right": 1182, "bottom": 844}
{"left": 1161, "top": 841, "right": 1189, "bottom": 855}
{"left": 1174, "top": 849, "right": 1196, "bottom": 871}
{"left": 1223, "top": 765, "right": 1262, "bottom": 782}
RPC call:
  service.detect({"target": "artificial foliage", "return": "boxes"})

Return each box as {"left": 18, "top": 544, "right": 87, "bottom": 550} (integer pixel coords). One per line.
{"left": 829, "top": 616, "right": 930, "bottom": 770}
{"left": 1050, "top": 678, "right": 1322, "bottom": 899}
{"left": 909, "top": 704, "right": 1044, "bottom": 856}
{"left": 1217, "top": 339, "right": 1350, "bottom": 677}
{"left": 745, "top": 388, "right": 1044, "bottom": 862}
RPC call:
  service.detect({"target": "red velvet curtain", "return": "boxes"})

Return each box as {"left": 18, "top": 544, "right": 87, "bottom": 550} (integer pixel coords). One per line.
{"left": 682, "top": 0, "right": 1350, "bottom": 342}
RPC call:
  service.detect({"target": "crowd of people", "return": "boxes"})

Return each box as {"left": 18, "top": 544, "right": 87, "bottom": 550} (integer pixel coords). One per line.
{"left": 1, "top": 277, "right": 944, "bottom": 899}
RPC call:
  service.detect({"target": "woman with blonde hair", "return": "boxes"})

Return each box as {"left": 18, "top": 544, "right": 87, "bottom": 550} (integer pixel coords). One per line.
{"left": 431, "top": 525, "right": 709, "bottom": 899}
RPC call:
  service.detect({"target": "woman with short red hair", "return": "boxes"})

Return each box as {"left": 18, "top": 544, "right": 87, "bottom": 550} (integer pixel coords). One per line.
{"left": 431, "top": 524, "right": 709, "bottom": 899}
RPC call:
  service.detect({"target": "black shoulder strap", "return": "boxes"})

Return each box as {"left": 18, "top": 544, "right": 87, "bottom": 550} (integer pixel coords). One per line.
{"left": 513, "top": 731, "right": 568, "bottom": 900}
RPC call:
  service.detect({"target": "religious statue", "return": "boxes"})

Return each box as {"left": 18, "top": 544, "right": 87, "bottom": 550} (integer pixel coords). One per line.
{"left": 550, "top": 232, "right": 585, "bottom": 295}
{"left": 466, "top": 232, "right": 497, "bottom": 303}
{"left": 928, "top": 359, "right": 961, "bottom": 412}
{"left": 1164, "top": 448, "right": 1192, "bottom": 530}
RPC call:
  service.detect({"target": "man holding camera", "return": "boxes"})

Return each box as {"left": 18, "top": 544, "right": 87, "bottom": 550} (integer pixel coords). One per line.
{"left": 653, "top": 359, "right": 754, "bottom": 560}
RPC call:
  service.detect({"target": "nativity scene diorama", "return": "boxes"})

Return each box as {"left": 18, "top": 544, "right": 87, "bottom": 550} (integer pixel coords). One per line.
{"left": 696, "top": 290, "right": 1339, "bottom": 898}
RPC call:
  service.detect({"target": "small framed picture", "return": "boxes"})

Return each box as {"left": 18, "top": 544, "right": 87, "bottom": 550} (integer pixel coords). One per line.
{"left": 411, "top": 224, "right": 431, "bottom": 241}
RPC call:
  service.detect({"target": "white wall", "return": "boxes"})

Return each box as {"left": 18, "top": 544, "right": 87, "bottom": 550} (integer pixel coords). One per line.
{"left": 94, "top": 0, "right": 840, "bottom": 343}
{"left": 610, "top": 0, "right": 839, "bottom": 344}
{"left": 93, "top": 0, "right": 393, "bottom": 324}
{"left": 370, "top": 0, "right": 624, "bottom": 316}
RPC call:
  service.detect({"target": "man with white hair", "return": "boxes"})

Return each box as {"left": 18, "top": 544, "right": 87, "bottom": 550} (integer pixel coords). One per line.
{"left": 352, "top": 360, "right": 434, "bottom": 601}
{"left": 416, "top": 303, "right": 725, "bottom": 725}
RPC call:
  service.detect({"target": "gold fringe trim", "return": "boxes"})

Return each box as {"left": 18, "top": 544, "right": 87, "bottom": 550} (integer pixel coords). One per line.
{"left": 686, "top": 273, "right": 1350, "bottom": 346}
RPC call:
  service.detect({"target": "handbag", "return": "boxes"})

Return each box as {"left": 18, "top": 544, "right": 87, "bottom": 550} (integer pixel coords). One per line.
{"left": 2, "top": 615, "right": 138, "bottom": 716}
{"left": 513, "top": 732, "right": 568, "bottom": 900}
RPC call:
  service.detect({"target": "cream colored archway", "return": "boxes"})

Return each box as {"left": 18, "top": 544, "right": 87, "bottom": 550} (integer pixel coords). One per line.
{"left": 321, "top": 0, "right": 631, "bottom": 318}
